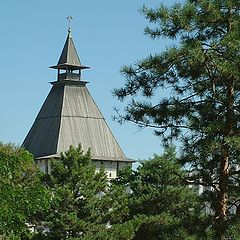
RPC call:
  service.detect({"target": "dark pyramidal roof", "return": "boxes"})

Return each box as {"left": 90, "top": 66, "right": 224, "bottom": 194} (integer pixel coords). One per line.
{"left": 50, "top": 29, "right": 89, "bottom": 70}
{"left": 22, "top": 30, "right": 132, "bottom": 162}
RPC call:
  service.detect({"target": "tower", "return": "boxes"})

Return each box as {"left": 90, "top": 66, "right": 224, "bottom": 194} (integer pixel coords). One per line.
{"left": 22, "top": 29, "right": 133, "bottom": 178}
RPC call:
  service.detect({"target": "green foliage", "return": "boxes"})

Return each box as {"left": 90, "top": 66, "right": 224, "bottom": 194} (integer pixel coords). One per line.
{"left": 37, "top": 145, "right": 112, "bottom": 239}
{"left": 114, "top": 1, "right": 240, "bottom": 238}
{"left": 33, "top": 145, "right": 204, "bottom": 240}
{"left": 110, "top": 148, "right": 204, "bottom": 240}
{"left": 0, "top": 143, "right": 50, "bottom": 239}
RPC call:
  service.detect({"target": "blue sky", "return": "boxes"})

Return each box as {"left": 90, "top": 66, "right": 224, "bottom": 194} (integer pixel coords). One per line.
{"left": 0, "top": 0, "right": 180, "bottom": 162}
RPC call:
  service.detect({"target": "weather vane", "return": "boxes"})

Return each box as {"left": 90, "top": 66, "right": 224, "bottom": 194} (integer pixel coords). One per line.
{"left": 67, "top": 15, "right": 73, "bottom": 30}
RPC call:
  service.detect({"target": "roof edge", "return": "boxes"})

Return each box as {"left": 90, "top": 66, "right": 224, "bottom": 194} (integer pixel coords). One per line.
{"left": 36, "top": 154, "right": 135, "bottom": 163}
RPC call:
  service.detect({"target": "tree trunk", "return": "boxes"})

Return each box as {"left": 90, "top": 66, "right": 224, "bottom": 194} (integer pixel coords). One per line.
{"left": 216, "top": 144, "right": 229, "bottom": 240}
{"left": 215, "top": 78, "right": 234, "bottom": 240}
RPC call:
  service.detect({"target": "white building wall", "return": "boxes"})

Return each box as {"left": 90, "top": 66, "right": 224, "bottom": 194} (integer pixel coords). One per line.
{"left": 36, "top": 159, "right": 51, "bottom": 174}
{"left": 94, "top": 160, "right": 132, "bottom": 179}
{"left": 37, "top": 159, "right": 132, "bottom": 179}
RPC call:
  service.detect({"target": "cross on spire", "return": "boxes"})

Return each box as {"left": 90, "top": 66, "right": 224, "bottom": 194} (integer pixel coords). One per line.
{"left": 67, "top": 15, "right": 73, "bottom": 31}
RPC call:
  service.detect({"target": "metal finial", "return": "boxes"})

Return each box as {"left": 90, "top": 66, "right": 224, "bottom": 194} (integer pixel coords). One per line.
{"left": 67, "top": 15, "right": 73, "bottom": 32}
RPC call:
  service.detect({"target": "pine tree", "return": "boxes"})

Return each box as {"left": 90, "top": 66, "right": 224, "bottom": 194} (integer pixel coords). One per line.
{"left": 36, "top": 145, "right": 111, "bottom": 239}
{"left": 112, "top": 148, "right": 204, "bottom": 240}
{"left": 114, "top": 1, "right": 240, "bottom": 239}
{"left": 80, "top": 148, "right": 203, "bottom": 240}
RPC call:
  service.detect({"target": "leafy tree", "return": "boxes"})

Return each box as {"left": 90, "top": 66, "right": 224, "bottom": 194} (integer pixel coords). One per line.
{"left": 114, "top": 1, "right": 240, "bottom": 239}
{"left": 0, "top": 143, "right": 50, "bottom": 239}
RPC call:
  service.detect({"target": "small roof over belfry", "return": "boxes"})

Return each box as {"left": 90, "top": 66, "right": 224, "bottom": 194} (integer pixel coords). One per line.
{"left": 22, "top": 27, "right": 133, "bottom": 163}
{"left": 50, "top": 28, "right": 89, "bottom": 70}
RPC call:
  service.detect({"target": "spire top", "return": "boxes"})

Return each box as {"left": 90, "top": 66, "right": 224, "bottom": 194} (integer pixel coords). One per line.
{"left": 67, "top": 15, "right": 73, "bottom": 33}
{"left": 50, "top": 19, "right": 90, "bottom": 81}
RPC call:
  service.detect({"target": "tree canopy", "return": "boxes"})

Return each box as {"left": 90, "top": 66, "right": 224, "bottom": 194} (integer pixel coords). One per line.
{"left": 30, "top": 145, "right": 200, "bottom": 240}
{"left": 114, "top": 1, "right": 240, "bottom": 239}
{"left": 0, "top": 142, "right": 231, "bottom": 239}
{"left": 112, "top": 148, "right": 204, "bottom": 240}
{"left": 0, "top": 143, "right": 50, "bottom": 239}
{"left": 35, "top": 145, "right": 110, "bottom": 239}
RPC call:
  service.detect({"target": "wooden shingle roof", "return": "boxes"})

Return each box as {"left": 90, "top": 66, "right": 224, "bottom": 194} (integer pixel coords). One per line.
{"left": 50, "top": 29, "right": 89, "bottom": 70}
{"left": 22, "top": 31, "right": 132, "bottom": 163}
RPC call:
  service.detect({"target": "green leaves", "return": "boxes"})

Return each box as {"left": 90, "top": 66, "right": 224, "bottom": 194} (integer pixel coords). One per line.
{"left": 0, "top": 143, "right": 50, "bottom": 239}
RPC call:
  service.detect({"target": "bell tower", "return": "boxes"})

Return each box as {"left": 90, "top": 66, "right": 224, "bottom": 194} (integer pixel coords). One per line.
{"left": 50, "top": 28, "right": 89, "bottom": 81}
{"left": 22, "top": 26, "right": 133, "bottom": 178}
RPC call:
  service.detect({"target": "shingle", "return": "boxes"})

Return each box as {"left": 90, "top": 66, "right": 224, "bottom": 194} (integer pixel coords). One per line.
{"left": 22, "top": 85, "right": 64, "bottom": 157}
{"left": 22, "top": 30, "right": 132, "bottom": 163}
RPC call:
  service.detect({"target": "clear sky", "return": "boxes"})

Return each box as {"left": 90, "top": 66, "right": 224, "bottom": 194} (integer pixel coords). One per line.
{"left": 0, "top": 0, "right": 180, "bottom": 163}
